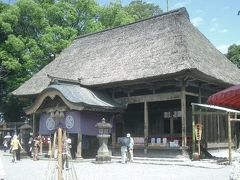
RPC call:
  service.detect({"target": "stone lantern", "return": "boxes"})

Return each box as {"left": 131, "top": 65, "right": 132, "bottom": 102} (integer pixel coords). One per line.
{"left": 95, "top": 118, "right": 112, "bottom": 163}
{"left": 19, "top": 122, "right": 32, "bottom": 151}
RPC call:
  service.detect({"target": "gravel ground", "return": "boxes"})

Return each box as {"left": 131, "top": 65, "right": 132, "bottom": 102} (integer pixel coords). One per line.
{"left": 0, "top": 152, "right": 233, "bottom": 180}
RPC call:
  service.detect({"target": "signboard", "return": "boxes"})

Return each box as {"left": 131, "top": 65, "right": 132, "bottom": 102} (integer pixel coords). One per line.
{"left": 195, "top": 123, "right": 203, "bottom": 141}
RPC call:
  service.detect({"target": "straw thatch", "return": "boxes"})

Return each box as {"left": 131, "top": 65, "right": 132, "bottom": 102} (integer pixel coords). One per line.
{"left": 12, "top": 7, "right": 240, "bottom": 96}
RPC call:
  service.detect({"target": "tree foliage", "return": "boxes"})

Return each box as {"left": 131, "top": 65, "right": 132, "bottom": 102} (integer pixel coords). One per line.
{"left": 0, "top": 0, "right": 162, "bottom": 121}
{"left": 227, "top": 44, "right": 240, "bottom": 68}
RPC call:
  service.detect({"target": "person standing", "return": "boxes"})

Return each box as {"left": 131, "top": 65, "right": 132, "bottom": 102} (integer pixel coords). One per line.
{"left": 3, "top": 140, "right": 7, "bottom": 152}
{"left": 10, "top": 135, "right": 23, "bottom": 163}
{"left": 33, "top": 136, "right": 41, "bottom": 161}
{"left": 120, "top": 135, "right": 130, "bottom": 164}
{"left": 16, "top": 135, "right": 22, "bottom": 161}
{"left": 127, "top": 133, "right": 134, "bottom": 162}
{"left": 28, "top": 136, "right": 34, "bottom": 157}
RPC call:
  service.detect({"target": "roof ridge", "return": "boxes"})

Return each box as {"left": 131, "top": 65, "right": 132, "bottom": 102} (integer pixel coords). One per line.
{"left": 75, "top": 7, "right": 189, "bottom": 40}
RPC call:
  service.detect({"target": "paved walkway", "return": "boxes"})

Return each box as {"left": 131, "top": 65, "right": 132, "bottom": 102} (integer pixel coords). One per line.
{"left": 0, "top": 152, "right": 233, "bottom": 180}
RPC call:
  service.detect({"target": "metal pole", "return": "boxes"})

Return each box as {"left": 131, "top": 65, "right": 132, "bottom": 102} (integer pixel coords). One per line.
{"left": 228, "top": 113, "right": 232, "bottom": 164}
{"left": 58, "top": 128, "right": 63, "bottom": 180}
{"left": 192, "top": 104, "right": 196, "bottom": 156}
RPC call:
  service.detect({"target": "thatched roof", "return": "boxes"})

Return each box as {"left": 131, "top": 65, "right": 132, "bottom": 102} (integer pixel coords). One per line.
{"left": 13, "top": 7, "right": 240, "bottom": 96}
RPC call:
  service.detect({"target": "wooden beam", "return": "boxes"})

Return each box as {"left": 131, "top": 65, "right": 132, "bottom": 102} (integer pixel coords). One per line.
{"left": 185, "top": 92, "right": 199, "bottom": 97}
{"left": 36, "top": 106, "right": 67, "bottom": 114}
{"left": 115, "top": 92, "right": 181, "bottom": 104}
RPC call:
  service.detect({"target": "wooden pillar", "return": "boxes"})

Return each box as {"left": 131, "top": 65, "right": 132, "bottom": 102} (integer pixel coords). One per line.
{"left": 32, "top": 113, "right": 36, "bottom": 137}
{"left": 198, "top": 85, "right": 202, "bottom": 104}
{"left": 192, "top": 105, "right": 196, "bottom": 155}
{"left": 204, "top": 113, "right": 208, "bottom": 149}
{"left": 228, "top": 113, "right": 232, "bottom": 164}
{"left": 213, "top": 115, "right": 217, "bottom": 142}
{"left": 217, "top": 115, "right": 220, "bottom": 144}
{"left": 144, "top": 101, "right": 149, "bottom": 154}
{"left": 181, "top": 85, "right": 187, "bottom": 147}
{"left": 76, "top": 133, "right": 82, "bottom": 159}
{"left": 198, "top": 85, "right": 202, "bottom": 123}
{"left": 170, "top": 113, "right": 174, "bottom": 135}
{"left": 58, "top": 128, "right": 63, "bottom": 180}
{"left": 112, "top": 116, "right": 116, "bottom": 147}
{"left": 39, "top": 134, "right": 43, "bottom": 155}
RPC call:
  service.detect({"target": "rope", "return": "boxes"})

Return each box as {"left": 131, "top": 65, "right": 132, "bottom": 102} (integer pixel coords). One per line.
{"left": 43, "top": 130, "right": 78, "bottom": 180}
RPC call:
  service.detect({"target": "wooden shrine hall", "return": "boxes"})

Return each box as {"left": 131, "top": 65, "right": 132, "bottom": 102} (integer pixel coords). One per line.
{"left": 12, "top": 8, "right": 240, "bottom": 158}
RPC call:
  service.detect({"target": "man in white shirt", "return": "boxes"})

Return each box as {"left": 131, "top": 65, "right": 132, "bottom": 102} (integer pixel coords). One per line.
{"left": 127, "top": 133, "right": 134, "bottom": 162}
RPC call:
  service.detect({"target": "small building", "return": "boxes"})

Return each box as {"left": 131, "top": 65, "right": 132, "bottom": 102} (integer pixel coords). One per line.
{"left": 12, "top": 8, "right": 240, "bottom": 158}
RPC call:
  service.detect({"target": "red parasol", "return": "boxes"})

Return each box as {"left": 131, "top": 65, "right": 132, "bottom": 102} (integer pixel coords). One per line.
{"left": 208, "top": 84, "right": 240, "bottom": 109}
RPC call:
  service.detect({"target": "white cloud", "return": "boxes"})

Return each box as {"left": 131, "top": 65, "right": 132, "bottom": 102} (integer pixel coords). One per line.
{"left": 191, "top": 17, "right": 203, "bottom": 27}
{"left": 219, "top": 29, "right": 229, "bottom": 33}
{"left": 217, "top": 44, "right": 230, "bottom": 54}
{"left": 174, "top": 0, "right": 191, "bottom": 8}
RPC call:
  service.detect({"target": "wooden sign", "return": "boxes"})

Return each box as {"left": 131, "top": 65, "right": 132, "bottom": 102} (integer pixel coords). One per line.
{"left": 195, "top": 123, "right": 203, "bottom": 141}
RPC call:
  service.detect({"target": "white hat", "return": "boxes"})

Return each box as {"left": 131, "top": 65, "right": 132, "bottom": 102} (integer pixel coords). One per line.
{"left": 126, "top": 133, "right": 130, "bottom": 137}
{"left": 13, "top": 135, "right": 17, "bottom": 139}
{"left": 67, "top": 138, "right": 72, "bottom": 144}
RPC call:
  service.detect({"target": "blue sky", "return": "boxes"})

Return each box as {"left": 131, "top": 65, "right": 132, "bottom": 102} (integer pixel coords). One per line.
{"left": 99, "top": 0, "right": 240, "bottom": 54}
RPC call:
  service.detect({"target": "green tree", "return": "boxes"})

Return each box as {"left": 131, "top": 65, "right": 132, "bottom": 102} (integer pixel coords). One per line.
{"left": 227, "top": 44, "right": 240, "bottom": 68}
{"left": 0, "top": 0, "right": 163, "bottom": 122}
{"left": 99, "top": 1, "right": 135, "bottom": 28}
{"left": 71, "top": 0, "right": 104, "bottom": 34}
{"left": 125, "top": 0, "right": 162, "bottom": 21}
{"left": 0, "top": 0, "right": 77, "bottom": 121}
{"left": 99, "top": 0, "right": 162, "bottom": 28}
